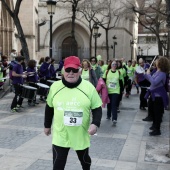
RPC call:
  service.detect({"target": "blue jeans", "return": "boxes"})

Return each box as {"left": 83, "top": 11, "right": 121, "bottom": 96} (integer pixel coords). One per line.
{"left": 107, "top": 93, "right": 119, "bottom": 121}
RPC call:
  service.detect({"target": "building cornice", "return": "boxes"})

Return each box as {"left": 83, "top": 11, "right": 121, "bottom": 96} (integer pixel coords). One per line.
{"left": 15, "top": 33, "right": 35, "bottom": 39}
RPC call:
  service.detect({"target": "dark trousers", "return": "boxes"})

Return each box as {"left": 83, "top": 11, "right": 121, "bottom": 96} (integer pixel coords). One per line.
{"left": 107, "top": 93, "right": 119, "bottom": 121}
{"left": 28, "top": 82, "right": 37, "bottom": 103}
{"left": 118, "top": 80, "right": 124, "bottom": 106}
{"left": 126, "top": 79, "right": 132, "bottom": 94}
{"left": 53, "top": 145, "right": 91, "bottom": 170}
{"left": 138, "top": 79, "right": 150, "bottom": 108}
{"left": 148, "top": 97, "right": 164, "bottom": 130}
{"left": 39, "top": 78, "right": 48, "bottom": 99}
{"left": 139, "top": 87, "right": 148, "bottom": 107}
{"left": 11, "top": 84, "right": 24, "bottom": 109}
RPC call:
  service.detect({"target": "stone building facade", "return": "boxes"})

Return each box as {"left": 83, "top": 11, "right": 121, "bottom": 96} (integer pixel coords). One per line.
{"left": 1, "top": 0, "right": 138, "bottom": 62}
{"left": 0, "top": 0, "right": 14, "bottom": 57}
{"left": 0, "top": 0, "right": 39, "bottom": 60}
{"left": 38, "top": 0, "right": 138, "bottom": 62}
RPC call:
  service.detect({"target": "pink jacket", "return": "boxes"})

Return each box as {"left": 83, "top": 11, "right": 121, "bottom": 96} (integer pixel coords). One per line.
{"left": 96, "top": 78, "right": 110, "bottom": 108}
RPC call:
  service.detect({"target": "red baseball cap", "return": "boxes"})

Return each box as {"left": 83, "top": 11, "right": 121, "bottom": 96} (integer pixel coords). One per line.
{"left": 64, "top": 56, "right": 81, "bottom": 69}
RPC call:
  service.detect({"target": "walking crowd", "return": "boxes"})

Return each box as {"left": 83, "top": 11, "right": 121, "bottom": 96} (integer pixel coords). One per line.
{"left": 0, "top": 48, "right": 170, "bottom": 169}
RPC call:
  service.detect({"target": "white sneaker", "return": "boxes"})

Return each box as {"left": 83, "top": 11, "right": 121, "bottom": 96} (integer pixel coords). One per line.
{"left": 113, "top": 120, "right": 117, "bottom": 126}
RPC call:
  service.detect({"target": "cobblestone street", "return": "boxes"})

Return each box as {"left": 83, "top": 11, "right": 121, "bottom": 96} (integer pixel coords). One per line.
{"left": 0, "top": 88, "right": 170, "bottom": 170}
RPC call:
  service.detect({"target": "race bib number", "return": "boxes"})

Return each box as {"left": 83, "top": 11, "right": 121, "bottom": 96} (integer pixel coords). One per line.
{"left": 108, "top": 82, "right": 116, "bottom": 89}
{"left": 64, "top": 111, "right": 83, "bottom": 126}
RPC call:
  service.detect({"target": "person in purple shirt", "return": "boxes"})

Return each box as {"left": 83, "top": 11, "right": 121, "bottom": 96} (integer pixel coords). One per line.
{"left": 135, "top": 58, "right": 150, "bottom": 110}
{"left": 144, "top": 56, "right": 170, "bottom": 136}
{"left": 39, "top": 56, "right": 51, "bottom": 80}
{"left": 49, "top": 58, "right": 57, "bottom": 80}
{"left": 27, "top": 60, "right": 39, "bottom": 106}
{"left": 39, "top": 56, "right": 51, "bottom": 101}
{"left": 56, "top": 56, "right": 65, "bottom": 73}
{"left": 11, "top": 56, "right": 27, "bottom": 112}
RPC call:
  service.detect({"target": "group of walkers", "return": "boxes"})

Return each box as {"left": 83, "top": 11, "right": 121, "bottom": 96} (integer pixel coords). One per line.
{"left": 0, "top": 51, "right": 170, "bottom": 169}
{"left": 44, "top": 55, "right": 170, "bottom": 170}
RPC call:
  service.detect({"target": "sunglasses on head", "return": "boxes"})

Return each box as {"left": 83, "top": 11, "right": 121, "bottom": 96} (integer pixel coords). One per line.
{"left": 65, "top": 68, "right": 79, "bottom": 73}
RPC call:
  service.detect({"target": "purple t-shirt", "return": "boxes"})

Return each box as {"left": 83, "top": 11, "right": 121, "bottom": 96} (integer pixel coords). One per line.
{"left": 27, "top": 67, "right": 38, "bottom": 83}
{"left": 12, "top": 63, "right": 23, "bottom": 84}
{"left": 145, "top": 70, "right": 166, "bottom": 91}
{"left": 39, "top": 62, "right": 50, "bottom": 78}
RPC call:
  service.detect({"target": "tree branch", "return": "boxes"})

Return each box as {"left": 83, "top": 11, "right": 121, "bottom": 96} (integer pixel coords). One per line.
{"left": 15, "top": 0, "right": 22, "bottom": 16}
{"left": 1, "top": 0, "right": 14, "bottom": 18}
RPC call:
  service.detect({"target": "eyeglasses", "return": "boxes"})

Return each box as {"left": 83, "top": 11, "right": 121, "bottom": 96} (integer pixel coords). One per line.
{"left": 65, "top": 68, "right": 79, "bottom": 73}
{"left": 112, "top": 63, "right": 117, "bottom": 66}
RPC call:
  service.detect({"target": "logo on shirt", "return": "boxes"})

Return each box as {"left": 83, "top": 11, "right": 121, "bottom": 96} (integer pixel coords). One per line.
{"left": 66, "top": 97, "right": 80, "bottom": 107}
{"left": 56, "top": 97, "right": 81, "bottom": 111}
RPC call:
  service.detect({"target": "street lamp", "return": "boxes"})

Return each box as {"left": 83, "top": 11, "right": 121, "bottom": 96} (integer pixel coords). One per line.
{"left": 147, "top": 46, "right": 151, "bottom": 56}
{"left": 138, "top": 46, "right": 143, "bottom": 56}
{"left": 161, "top": 33, "right": 168, "bottom": 56}
{"left": 138, "top": 46, "right": 141, "bottom": 55}
{"left": 130, "top": 40, "right": 134, "bottom": 60}
{"left": 46, "top": 0, "right": 56, "bottom": 58}
{"left": 93, "top": 24, "right": 101, "bottom": 57}
{"left": 111, "top": 36, "right": 117, "bottom": 59}
{"left": 141, "top": 49, "right": 143, "bottom": 56}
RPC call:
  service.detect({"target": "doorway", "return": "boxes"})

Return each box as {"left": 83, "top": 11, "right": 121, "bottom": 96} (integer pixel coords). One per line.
{"left": 62, "top": 36, "right": 78, "bottom": 58}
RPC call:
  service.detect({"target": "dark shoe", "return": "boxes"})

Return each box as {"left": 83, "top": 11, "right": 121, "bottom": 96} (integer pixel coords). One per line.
{"left": 28, "top": 102, "right": 35, "bottom": 106}
{"left": 125, "top": 93, "right": 129, "bottom": 98}
{"left": 142, "top": 117, "right": 153, "bottom": 121}
{"left": 149, "top": 130, "right": 161, "bottom": 136}
{"left": 140, "top": 107, "right": 146, "bottom": 110}
{"left": 106, "top": 117, "right": 111, "bottom": 120}
{"left": 117, "top": 109, "right": 120, "bottom": 113}
{"left": 149, "top": 126, "right": 156, "bottom": 130}
{"left": 137, "top": 90, "right": 139, "bottom": 94}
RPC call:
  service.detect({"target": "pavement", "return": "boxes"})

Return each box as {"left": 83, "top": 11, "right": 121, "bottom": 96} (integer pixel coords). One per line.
{"left": 0, "top": 78, "right": 11, "bottom": 99}
{"left": 0, "top": 87, "right": 170, "bottom": 170}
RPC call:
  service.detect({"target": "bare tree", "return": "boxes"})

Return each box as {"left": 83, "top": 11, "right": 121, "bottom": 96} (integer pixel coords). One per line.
{"left": 91, "top": 0, "right": 123, "bottom": 61}
{"left": 1, "top": 0, "right": 30, "bottom": 61}
{"left": 78, "top": 0, "right": 100, "bottom": 57}
{"left": 58, "top": 0, "right": 82, "bottom": 55}
{"left": 126, "top": 0, "right": 167, "bottom": 56}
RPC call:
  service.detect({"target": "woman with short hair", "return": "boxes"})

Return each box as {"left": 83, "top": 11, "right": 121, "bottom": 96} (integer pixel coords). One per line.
{"left": 144, "top": 56, "right": 170, "bottom": 136}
